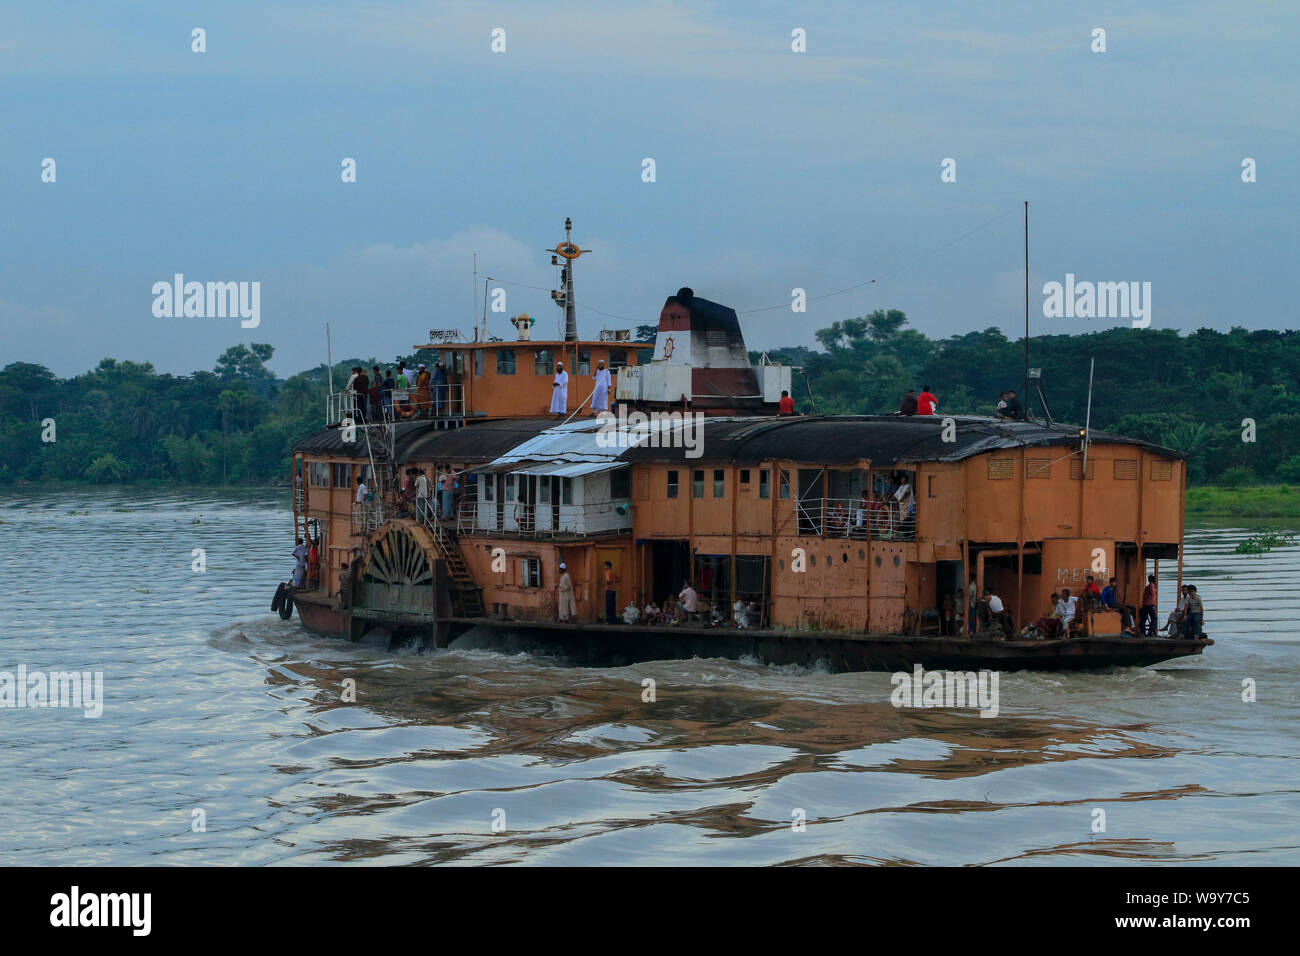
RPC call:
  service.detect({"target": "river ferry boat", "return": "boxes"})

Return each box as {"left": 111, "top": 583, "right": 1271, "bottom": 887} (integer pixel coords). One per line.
{"left": 275, "top": 220, "right": 1212, "bottom": 671}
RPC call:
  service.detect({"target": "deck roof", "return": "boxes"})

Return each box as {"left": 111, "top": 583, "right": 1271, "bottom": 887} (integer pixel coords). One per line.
{"left": 292, "top": 413, "right": 1181, "bottom": 467}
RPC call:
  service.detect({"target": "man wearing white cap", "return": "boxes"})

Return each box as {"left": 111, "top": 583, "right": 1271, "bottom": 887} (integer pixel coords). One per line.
{"left": 556, "top": 562, "right": 576, "bottom": 621}
{"left": 591, "top": 359, "right": 611, "bottom": 414}
{"left": 550, "top": 361, "right": 568, "bottom": 416}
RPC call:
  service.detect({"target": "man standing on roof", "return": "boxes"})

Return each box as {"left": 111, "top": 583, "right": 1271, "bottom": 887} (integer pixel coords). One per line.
{"left": 591, "top": 359, "right": 611, "bottom": 415}
{"left": 415, "top": 364, "right": 432, "bottom": 417}
{"left": 433, "top": 361, "right": 449, "bottom": 416}
{"left": 550, "top": 361, "right": 569, "bottom": 416}
{"left": 899, "top": 389, "right": 918, "bottom": 416}
{"left": 917, "top": 385, "right": 938, "bottom": 415}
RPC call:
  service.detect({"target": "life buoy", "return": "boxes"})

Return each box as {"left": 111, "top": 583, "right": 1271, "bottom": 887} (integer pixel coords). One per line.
{"left": 278, "top": 592, "right": 294, "bottom": 621}
{"left": 396, "top": 401, "right": 416, "bottom": 419}
{"left": 271, "top": 582, "right": 287, "bottom": 613}
{"left": 554, "top": 242, "right": 582, "bottom": 260}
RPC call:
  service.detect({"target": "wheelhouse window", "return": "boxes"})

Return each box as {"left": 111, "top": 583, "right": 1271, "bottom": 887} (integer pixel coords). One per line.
{"left": 496, "top": 349, "right": 516, "bottom": 374}
{"left": 475, "top": 349, "right": 483, "bottom": 376}
{"left": 331, "top": 463, "right": 351, "bottom": 488}
{"left": 577, "top": 349, "right": 591, "bottom": 375}
{"left": 608, "top": 349, "right": 628, "bottom": 369}
{"left": 534, "top": 349, "right": 555, "bottom": 375}
{"left": 309, "top": 462, "right": 329, "bottom": 487}
{"left": 667, "top": 470, "right": 679, "bottom": 499}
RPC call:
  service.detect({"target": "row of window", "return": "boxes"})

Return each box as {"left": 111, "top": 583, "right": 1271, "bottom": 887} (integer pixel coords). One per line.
{"left": 989, "top": 458, "right": 1170, "bottom": 480}
{"left": 306, "top": 462, "right": 372, "bottom": 489}
{"left": 665, "top": 468, "right": 783, "bottom": 500}
{"left": 496, "top": 348, "right": 632, "bottom": 376}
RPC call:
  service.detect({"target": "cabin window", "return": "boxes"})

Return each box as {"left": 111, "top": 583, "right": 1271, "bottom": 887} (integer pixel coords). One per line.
{"left": 484, "top": 477, "right": 494, "bottom": 502}
{"left": 475, "top": 350, "right": 483, "bottom": 376}
{"left": 561, "top": 477, "right": 573, "bottom": 505}
{"left": 505, "top": 474, "right": 516, "bottom": 501}
{"left": 779, "top": 470, "right": 791, "bottom": 499}
{"left": 577, "top": 349, "right": 591, "bottom": 375}
{"left": 539, "top": 476, "right": 551, "bottom": 501}
{"left": 1027, "top": 458, "right": 1051, "bottom": 479}
{"left": 987, "top": 458, "right": 1014, "bottom": 480}
{"left": 1069, "top": 458, "right": 1096, "bottom": 480}
{"left": 608, "top": 349, "right": 628, "bottom": 369}
{"left": 309, "top": 462, "right": 329, "bottom": 487}
{"left": 452, "top": 351, "right": 464, "bottom": 375}
{"left": 331, "top": 463, "right": 351, "bottom": 487}
{"left": 1151, "top": 460, "right": 1173, "bottom": 481}
{"left": 1114, "top": 459, "right": 1139, "bottom": 480}
{"left": 759, "top": 470, "right": 770, "bottom": 499}
{"left": 534, "top": 349, "right": 554, "bottom": 375}
{"left": 927, "top": 475, "right": 937, "bottom": 498}
{"left": 496, "top": 350, "right": 516, "bottom": 374}
{"left": 667, "top": 470, "right": 679, "bottom": 499}
{"left": 519, "top": 557, "right": 541, "bottom": 589}
{"left": 740, "top": 469, "right": 751, "bottom": 488}
{"left": 610, "top": 468, "right": 631, "bottom": 499}
{"left": 693, "top": 470, "right": 705, "bottom": 498}
{"left": 713, "top": 469, "right": 726, "bottom": 498}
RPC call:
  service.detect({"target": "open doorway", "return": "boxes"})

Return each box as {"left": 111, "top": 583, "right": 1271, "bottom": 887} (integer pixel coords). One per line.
{"left": 647, "top": 540, "right": 690, "bottom": 606}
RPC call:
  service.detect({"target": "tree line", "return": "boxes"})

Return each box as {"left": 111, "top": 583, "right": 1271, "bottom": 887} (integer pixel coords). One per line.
{"left": 3, "top": 314, "right": 1298, "bottom": 486}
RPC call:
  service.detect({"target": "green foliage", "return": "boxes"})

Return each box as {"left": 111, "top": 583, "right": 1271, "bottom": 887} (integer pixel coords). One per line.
{"left": 4, "top": 318, "right": 1300, "bottom": 487}
{"left": 1233, "top": 529, "right": 1297, "bottom": 554}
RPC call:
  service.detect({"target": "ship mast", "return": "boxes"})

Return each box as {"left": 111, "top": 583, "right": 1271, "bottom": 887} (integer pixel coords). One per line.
{"left": 549, "top": 217, "right": 588, "bottom": 342}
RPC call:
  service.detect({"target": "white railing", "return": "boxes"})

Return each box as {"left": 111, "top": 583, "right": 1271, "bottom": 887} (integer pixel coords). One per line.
{"left": 456, "top": 499, "right": 632, "bottom": 538}
{"left": 793, "top": 495, "right": 915, "bottom": 540}
{"left": 351, "top": 500, "right": 385, "bottom": 535}
{"left": 327, "top": 384, "right": 466, "bottom": 425}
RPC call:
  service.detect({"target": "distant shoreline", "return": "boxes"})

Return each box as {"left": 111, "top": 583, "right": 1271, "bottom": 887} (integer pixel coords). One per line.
{"left": 1186, "top": 485, "right": 1299, "bottom": 518}
{"left": 4, "top": 480, "right": 1297, "bottom": 518}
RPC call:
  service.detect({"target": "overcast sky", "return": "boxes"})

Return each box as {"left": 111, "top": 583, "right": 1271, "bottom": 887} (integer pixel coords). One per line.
{"left": 2, "top": 1, "right": 1296, "bottom": 378}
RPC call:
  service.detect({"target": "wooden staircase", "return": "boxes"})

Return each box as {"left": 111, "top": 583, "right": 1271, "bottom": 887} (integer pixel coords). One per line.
{"left": 426, "top": 515, "right": 484, "bottom": 617}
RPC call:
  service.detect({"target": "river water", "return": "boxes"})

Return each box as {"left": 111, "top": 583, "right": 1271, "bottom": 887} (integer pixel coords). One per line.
{"left": 1, "top": 487, "right": 1296, "bottom": 865}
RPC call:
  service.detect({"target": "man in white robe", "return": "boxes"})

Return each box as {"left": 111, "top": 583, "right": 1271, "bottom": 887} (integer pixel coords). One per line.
{"left": 591, "top": 359, "right": 612, "bottom": 414}
{"left": 550, "top": 362, "right": 568, "bottom": 415}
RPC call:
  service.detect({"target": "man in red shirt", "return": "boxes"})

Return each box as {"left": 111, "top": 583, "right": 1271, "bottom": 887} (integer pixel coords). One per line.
{"left": 1140, "top": 574, "right": 1158, "bottom": 636}
{"left": 778, "top": 390, "right": 795, "bottom": 415}
{"left": 917, "top": 385, "right": 938, "bottom": 415}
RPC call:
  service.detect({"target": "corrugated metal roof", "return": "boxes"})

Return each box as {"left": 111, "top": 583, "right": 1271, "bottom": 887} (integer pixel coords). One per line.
{"left": 291, "top": 417, "right": 555, "bottom": 463}
{"left": 485, "top": 417, "right": 626, "bottom": 470}
{"left": 510, "top": 460, "right": 627, "bottom": 478}
{"left": 616, "top": 414, "right": 1181, "bottom": 466}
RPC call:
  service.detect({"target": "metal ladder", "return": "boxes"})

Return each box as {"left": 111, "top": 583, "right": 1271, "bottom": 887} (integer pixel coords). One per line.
{"left": 425, "top": 515, "right": 484, "bottom": 617}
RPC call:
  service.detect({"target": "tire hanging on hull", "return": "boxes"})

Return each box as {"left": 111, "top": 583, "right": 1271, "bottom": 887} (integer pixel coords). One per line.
{"left": 271, "top": 582, "right": 287, "bottom": 614}
{"left": 278, "top": 591, "right": 294, "bottom": 621}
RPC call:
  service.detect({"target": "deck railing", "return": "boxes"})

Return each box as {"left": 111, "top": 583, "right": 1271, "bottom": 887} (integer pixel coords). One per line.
{"left": 327, "top": 384, "right": 466, "bottom": 426}
{"left": 792, "top": 496, "right": 915, "bottom": 540}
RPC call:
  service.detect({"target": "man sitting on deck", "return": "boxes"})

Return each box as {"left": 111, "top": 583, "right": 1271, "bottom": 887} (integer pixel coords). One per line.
{"left": 982, "top": 587, "right": 1013, "bottom": 638}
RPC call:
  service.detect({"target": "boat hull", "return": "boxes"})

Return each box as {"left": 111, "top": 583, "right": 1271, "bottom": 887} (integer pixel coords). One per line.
{"left": 291, "top": 604, "right": 1211, "bottom": 671}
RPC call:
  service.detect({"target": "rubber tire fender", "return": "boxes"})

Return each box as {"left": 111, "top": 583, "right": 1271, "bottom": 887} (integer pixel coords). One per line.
{"left": 271, "top": 582, "right": 287, "bottom": 613}
{"left": 278, "top": 591, "right": 294, "bottom": 621}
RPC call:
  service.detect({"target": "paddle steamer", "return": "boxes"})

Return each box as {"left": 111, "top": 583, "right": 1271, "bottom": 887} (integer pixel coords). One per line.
{"left": 277, "top": 221, "right": 1211, "bottom": 671}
